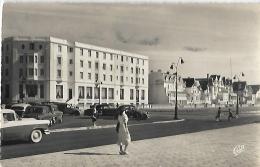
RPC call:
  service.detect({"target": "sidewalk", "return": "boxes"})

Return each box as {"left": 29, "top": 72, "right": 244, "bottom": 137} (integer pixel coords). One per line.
{"left": 1, "top": 123, "right": 260, "bottom": 167}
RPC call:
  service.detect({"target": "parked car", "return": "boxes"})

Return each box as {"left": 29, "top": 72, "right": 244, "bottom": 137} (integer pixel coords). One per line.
{"left": 118, "top": 105, "right": 150, "bottom": 120}
{"left": 11, "top": 103, "right": 31, "bottom": 117}
{"left": 40, "top": 104, "right": 64, "bottom": 123}
{"left": 1, "top": 109, "right": 50, "bottom": 143}
{"left": 23, "top": 105, "right": 63, "bottom": 126}
{"left": 84, "top": 104, "right": 117, "bottom": 118}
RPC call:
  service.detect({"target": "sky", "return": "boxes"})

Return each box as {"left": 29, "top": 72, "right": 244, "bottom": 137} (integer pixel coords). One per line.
{"left": 2, "top": 2, "right": 260, "bottom": 84}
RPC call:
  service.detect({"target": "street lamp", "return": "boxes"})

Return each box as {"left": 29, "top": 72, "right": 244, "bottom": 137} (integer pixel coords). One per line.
{"left": 170, "top": 57, "right": 184, "bottom": 120}
{"left": 95, "top": 80, "right": 102, "bottom": 105}
{"left": 233, "top": 72, "right": 245, "bottom": 117}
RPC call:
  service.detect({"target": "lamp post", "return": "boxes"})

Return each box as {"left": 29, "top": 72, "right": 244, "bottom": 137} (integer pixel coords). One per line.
{"left": 95, "top": 80, "right": 102, "bottom": 105}
{"left": 170, "top": 57, "right": 184, "bottom": 120}
{"left": 233, "top": 72, "right": 245, "bottom": 117}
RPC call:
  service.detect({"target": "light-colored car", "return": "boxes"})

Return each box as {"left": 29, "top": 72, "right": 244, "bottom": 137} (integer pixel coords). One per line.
{"left": 1, "top": 109, "right": 50, "bottom": 143}
{"left": 11, "top": 103, "right": 31, "bottom": 117}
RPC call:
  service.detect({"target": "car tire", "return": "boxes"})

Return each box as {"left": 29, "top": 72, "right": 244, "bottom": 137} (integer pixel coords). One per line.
{"left": 30, "top": 129, "right": 43, "bottom": 143}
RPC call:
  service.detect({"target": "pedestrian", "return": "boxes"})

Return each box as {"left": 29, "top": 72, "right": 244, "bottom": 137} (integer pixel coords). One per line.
{"left": 228, "top": 108, "right": 234, "bottom": 121}
{"left": 216, "top": 107, "right": 221, "bottom": 122}
{"left": 91, "top": 105, "right": 98, "bottom": 127}
{"left": 117, "top": 108, "right": 131, "bottom": 155}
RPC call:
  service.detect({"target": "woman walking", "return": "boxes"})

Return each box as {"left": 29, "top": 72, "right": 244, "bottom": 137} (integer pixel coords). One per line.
{"left": 117, "top": 109, "right": 131, "bottom": 155}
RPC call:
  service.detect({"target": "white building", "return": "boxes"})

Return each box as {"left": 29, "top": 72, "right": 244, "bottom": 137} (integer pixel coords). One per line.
{"left": 1, "top": 36, "right": 149, "bottom": 108}
{"left": 149, "top": 70, "right": 187, "bottom": 105}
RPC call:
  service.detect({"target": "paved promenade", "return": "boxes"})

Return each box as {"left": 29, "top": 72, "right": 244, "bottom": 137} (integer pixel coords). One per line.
{"left": 1, "top": 123, "right": 260, "bottom": 167}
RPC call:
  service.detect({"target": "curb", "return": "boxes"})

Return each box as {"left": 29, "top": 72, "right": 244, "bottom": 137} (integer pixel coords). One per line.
{"left": 50, "top": 119, "right": 185, "bottom": 133}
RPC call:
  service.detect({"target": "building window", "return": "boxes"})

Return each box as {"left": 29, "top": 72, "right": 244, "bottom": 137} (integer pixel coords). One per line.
{"left": 26, "top": 84, "right": 38, "bottom": 97}
{"left": 69, "top": 59, "right": 73, "bottom": 64}
{"left": 88, "top": 61, "right": 91, "bottom": 68}
{"left": 78, "top": 86, "right": 85, "bottom": 99}
{"left": 87, "top": 87, "right": 93, "bottom": 99}
{"left": 95, "top": 73, "right": 99, "bottom": 81}
{"left": 28, "top": 68, "right": 34, "bottom": 76}
{"left": 103, "top": 53, "right": 106, "bottom": 59}
{"left": 21, "top": 44, "right": 25, "bottom": 50}
{"left": 131, "top": 57, "right": 134, "bottom": 63}
{"left": 39, "top": 45, "right": 43, "bottom": 50}
{"left": 5, "top": 56, "right": 9, "bottom": 64}
{"left": 80, "top": 60, "right": 84, "bottom": 67}
{"left": 110, "top": 65, "right": 113, "bottom": 71}
{"left": 88, "top": 73, "right": 91, "bottom": 80}
{"left": 131, "top": 77, "right": 133, "bottom": 84}
{"left": 69, "top": 47, "right": 73, "bottom": 53}
{"left": 120, "top": 89, "right": 124, "bottom": 100}
{"left": 110, "top": 54, "right": 113, "bottom": 60}
{"left": 143, "top": 60, "right": 145, "bottom": 65}
{"left": 69, "top": 71, "right": 73, "bottom": 76}
{"left": 141, "top": 90, "right": 145, "bottom": 100}
{"left": 29, "top": 43, "right": 34, "bottom": 50}
{"left": 120, "top": 76, "right": 124, "bottom": 83}
{"left": 56, "top": 85, "right": 63, "bottom": 99}
{"left": 120, "top": 66, "right": 124, "bottom": 73}
{"left": 29, "top": 56, "right": 34, "bottom": 63}
{"left": 103, "top": 74, "right": 106, "bottom": 81}
{"left": 131, "top": 67, "right": 133, "bottom": 74}
{"left": 40, "top": 56, "right": 44, "bottom": 63}
{"left": 58, "top": 45, "right": 62, "bottom": 52}
{"left": 5, "top": 84, "right": 10, "bottom": 98}
{"left": 96, "top": 52, "right": 99, "bottom": 58}
{"left": 57, "top": 57, "right": 62, "bottom": 65}
{"left": 110, "top": 75, "right": 113, "bottom": 82}
{"left": 80, "top": 48, "right": 84, "bottom": 55}
{"left": 95, "top": 62, "right": 99, "bottom": 70}
{"left": 88, "top": 50, "right": 91, "bottom": 57}
{"left": 142, "top": 69, "right": 144, "bottom": 75}
{"left": 20, "top": 56, "right": 23, "bottom": 64}
{"left": 130, "top": 89, "right": 134, "bottom": 100}
{"left": 108, "top": 88, "right": 114, "bottom": 99}
{"left": 142, "top": 78, "right": 144, "bottom": 85}
{"left": 40, "top": 85, "right": 44, "bottom": 98}
{"left": 35, "top": 56, "right": 38, "bottom": 63}
{"left": 19, "top": 69, "right": 23, "bottom": 78}
{"left": 94, "top": 87, "right": 100, "bottom": 99}
{"left": 102, "top": 88, "right": 107, "bottom": 99}
{"left": 80, "top": 72, "right": 83, "bottom": 79}
{"left": 103, "top": 63, "right": 106, "bottom": 70}
{"left": 40, "top": 69, "right": 44, "bottom": 76}
{"left": 35, "top": 68, "right": 38, "bottom": 76}
{"left": 117, "top": 55, "right": 118, "bottom": 60}
{"left": 121, "top": 56, "right": 124, "bottom": 62}
{"left": 136, "top": 68, "right": 139, "bottom": 74}
{"left": 57, "top": 70, "right": 61, "bottom": 78}
{"left": 137, "top": 59, "right": 139, "bottom": 64}
{"left": 136, "top": 77, "right": 139, "bottom": 84}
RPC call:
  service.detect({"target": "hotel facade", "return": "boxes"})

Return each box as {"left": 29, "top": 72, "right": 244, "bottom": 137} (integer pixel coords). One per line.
{"left": 1, "top": 36, "right": 149, "bottom": 109}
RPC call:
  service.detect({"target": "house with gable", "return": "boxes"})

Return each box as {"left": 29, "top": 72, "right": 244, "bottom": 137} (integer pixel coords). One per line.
{"left": 183, "top": 78, "right": 201, "bottom": 105}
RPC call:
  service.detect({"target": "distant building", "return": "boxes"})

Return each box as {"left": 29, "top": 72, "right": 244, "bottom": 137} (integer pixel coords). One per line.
{"left": 1, "top": 36, "right": 149, "bottom": 108}
{"left": 149, "top": 70, "right": 187, "bottom": 105}
{"left": 183, "top": 78, "right": 201, "bottom": 105}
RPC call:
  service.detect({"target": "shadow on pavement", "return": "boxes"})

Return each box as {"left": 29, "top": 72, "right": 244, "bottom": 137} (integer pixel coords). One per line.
{"left": 64, "top": 152, "right": 118, "bottom": 156}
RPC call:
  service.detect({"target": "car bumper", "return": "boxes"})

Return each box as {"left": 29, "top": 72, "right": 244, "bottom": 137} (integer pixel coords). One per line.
{"left": 44, "top": 129, "right": 50, "bottom": 135}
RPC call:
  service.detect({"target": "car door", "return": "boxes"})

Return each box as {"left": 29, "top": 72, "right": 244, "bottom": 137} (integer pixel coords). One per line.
{"left": 2, "top": 113, "right": 21, "bottom": 140}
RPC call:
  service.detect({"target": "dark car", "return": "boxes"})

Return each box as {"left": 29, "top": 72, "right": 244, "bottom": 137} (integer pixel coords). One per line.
{"left": 63, "top": 107, "right": 81, "bottom": 116}
{"left": 84, "top": 104, "right": 117, "bottom": 118}
{"left": 118, "top": 105, "right": 149, "bottom": 120}
{"left": 23, "top": 105, "right": 63, "bottom": 126}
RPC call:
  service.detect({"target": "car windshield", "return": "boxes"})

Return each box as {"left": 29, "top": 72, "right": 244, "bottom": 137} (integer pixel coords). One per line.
{"left": 11, "top": 106, "right": 24, "bottom": 111}
{"left": 3, "top": 113, "right": 15, "bottom": 121}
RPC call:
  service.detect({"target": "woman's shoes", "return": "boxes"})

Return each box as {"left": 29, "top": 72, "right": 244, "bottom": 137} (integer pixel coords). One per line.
{"left": 119, "top": 151, "right": 128, "bottom": 155}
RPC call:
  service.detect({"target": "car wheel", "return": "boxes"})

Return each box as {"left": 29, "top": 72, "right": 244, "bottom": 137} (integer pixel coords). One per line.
{"left": 30, "top": 129, "right": 43, "bottom": 143}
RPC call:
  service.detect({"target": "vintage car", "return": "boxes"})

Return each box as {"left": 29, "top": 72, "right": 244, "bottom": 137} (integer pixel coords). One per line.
{"left": 23, "top": 105, "right": 63, "bottom": 126}
{"left": 118, "top": 105, "right": 150, "bottom": 120}
{"left": 84, "top": 104, "right": 117, "bottom": 118}
{"left": 11, "top": 103, "right": 31, "bottom": 117}
{"left": 1, "top": 109, "right": 50, "bottom": 143}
